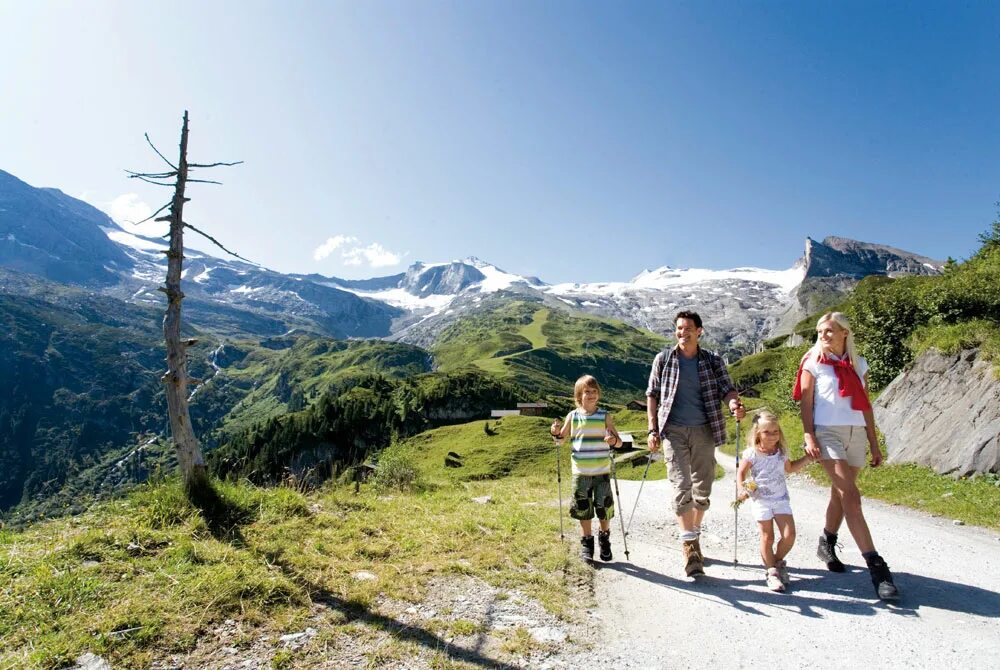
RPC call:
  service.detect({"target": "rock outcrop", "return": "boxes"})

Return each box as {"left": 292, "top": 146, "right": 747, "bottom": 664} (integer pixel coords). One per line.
{"left": 875, "top": 348, "right": 1000, "bottom": 477}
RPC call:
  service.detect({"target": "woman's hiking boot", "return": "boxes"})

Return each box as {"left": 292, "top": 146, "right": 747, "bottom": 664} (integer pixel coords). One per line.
{"left": 598, "top": 530, "right": 613, "bottom": 561}
{"left": 766, "top": 567, "right": 785, "bottom": 592}
{"left": 580, "top": 535, "right": 595, "bottom": 561}
{"left": 817, "top": 533, "right": 846, "bottom": 572}
{"left": 682, "top": 539, "right": 704, "bottom": 576}
{"left": 866, "top": 555, "right": 899, "bottom": 600}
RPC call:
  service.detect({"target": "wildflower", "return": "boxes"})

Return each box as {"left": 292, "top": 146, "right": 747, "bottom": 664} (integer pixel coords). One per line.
{"left": 731, "top": 478, "right": 758, "bottom": 509}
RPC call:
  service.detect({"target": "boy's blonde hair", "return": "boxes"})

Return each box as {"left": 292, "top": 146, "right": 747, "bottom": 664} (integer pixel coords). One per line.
{"left": 573, "top": 375, "right": 601, "bottom": 407}
{"left": 746, "top": 409, "right": 788, "bottom": 454}
{"left": 809, "top": 311, "right": 862, "bottom": 371}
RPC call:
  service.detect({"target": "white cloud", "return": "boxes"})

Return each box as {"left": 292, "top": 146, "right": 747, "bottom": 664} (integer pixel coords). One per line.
{"left": 105, "top": 193, "right": 166, "bottom": 237}
{"left": 313, "top": 235, "right": 359, "bottom": 261}
{"left": 315, "top": 235, "right": 404, "bottom": 269}
{"left": 342, "top": 242, "right": 403, "bottom": 268}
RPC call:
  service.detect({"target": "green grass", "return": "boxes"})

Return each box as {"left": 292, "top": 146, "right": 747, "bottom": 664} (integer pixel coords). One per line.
{"left": 431, "top": 301, "right": 667, "bottom": 403}
{"left": 908, "top": 319, "right": 1000, "bottom": 376}
{"left": 0, "top": 449, "right": 588, "bottom": 669}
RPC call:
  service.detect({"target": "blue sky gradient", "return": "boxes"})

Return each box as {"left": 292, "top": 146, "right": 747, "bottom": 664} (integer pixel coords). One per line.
{"left": 2, "top": 1, "right": 998, "bottom": 282}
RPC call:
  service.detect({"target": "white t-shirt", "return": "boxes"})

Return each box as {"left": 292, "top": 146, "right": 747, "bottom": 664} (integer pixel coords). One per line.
{"left": 741, "top": 447, "right": 789, "bottom": 502}
{"left": 802, "top": 352, "right": 869, "bottom": 427}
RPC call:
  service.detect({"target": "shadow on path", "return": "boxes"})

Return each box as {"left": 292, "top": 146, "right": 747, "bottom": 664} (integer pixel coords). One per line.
{"left": 598, "top": 558, "right": 1000, "bottom": 620}
{"left": 265, "top": 552, "right": 521, "bottom": 670}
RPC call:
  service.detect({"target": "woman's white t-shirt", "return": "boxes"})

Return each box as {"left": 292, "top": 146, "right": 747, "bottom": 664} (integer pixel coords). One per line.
{"left": 802, "top": 352, "right": 869, "bottom": 427}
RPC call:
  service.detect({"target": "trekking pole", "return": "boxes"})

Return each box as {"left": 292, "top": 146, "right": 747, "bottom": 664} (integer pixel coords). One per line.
{"left": 626, "top": 450, "right": 654, "bottom": 535}
{"left": 733, "top": 414, "right": 742, "bottom": 567}
{"left": 610, "top": 453, "right": 630, "bottom": 561}
{"left": 552, "top": 433, "right": 565, "bottom": 541}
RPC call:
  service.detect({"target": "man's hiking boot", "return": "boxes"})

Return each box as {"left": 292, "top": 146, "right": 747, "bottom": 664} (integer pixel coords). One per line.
{"left": 598, "top": 530, "right": 613, "bottom": 561}
{"left": 682, "top": 539, "right": 704, "bottom": 576}
{"left": 776, "top": 559, "right": 790, "bottom": 586}
{"left": 867, "top": 556, "right": 899, "bottom": 600}
{"left": 580, "top": 535, "right": 595, "bottom": 561}
{"left": 766, "top": 567, "right": 785, "bottom": 592}
{"left": 817, "top": 534, "right": 846, "bottom": 572}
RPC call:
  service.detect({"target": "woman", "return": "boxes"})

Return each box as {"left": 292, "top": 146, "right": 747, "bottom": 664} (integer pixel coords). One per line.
{"left": 794, "top": 312, "right": 899, "bottom": 600}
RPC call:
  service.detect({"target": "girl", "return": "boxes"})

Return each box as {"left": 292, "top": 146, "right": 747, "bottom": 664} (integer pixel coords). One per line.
{"left": 736, "top": 410, "right": 812, "bottom": 592}
{"left": 793, "top": 312, "right": 899, "bottom": 600}
{"left": 550, "top": 375, "right": 623, "bottom": 562}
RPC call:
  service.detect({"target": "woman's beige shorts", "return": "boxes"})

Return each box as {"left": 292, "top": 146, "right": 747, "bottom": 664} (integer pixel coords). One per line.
{"left": 815, "top": 425, "right": 868, "bottom": 468}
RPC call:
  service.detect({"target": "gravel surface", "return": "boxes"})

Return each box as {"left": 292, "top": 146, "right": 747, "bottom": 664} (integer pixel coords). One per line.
{"left": 550, "top": 451, "right": 1000, "bottom": 669}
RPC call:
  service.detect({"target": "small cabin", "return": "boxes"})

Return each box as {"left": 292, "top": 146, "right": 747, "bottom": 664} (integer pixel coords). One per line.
{"left": 626, "top": 399, "right": 647, "bottom": 411}
{"left": 516, "top": 402, "right": 548, "bottom": 417}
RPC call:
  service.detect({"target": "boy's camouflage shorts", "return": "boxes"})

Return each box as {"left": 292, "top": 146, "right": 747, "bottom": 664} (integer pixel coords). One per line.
{"left": 569, "top": 473, "right": 615, "bottom": 521}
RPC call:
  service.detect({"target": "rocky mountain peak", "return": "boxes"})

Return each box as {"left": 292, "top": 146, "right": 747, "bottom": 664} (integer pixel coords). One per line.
{"left": 402, "top": 261, "right": 487, "bottom": 298}
{"left": 802, "top": 235, "right": 943, "bottom": 279}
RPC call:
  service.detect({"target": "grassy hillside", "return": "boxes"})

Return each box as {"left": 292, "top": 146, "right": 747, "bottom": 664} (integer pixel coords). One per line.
{"left": 432, "top": 301, "right": 668, "bottom": 403}
{"left": 209, "top": 369, "right": 525, "bottom": 486}
{"left": 0, "top": 467, "right": 584, "bottom": 669}
{"left": 195, "top": 335, "right": 432, "bottom": 445}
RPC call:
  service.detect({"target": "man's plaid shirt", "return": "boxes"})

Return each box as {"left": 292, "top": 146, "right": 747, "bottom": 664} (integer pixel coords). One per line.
{"left": 645, "top": 346, "right": 738, "bottom": 447}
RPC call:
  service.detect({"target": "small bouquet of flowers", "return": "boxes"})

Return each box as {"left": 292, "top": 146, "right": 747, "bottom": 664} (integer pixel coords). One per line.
{"left": 731, "top": 478, "right": 758, "bottom": 509}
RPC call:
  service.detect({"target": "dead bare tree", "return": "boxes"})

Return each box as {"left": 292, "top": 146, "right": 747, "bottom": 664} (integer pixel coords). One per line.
{"left": 127, "top": 111, "right": 244, "bottom": 495}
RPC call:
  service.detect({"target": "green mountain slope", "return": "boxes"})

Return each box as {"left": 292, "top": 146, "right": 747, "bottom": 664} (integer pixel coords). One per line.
{"left": 431, "top": 301, "right": 669, "bottom": 403}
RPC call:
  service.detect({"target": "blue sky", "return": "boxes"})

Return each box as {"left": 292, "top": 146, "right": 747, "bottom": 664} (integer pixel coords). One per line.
{"left": 2, "top": 1, "right": 998, "bottom": 283}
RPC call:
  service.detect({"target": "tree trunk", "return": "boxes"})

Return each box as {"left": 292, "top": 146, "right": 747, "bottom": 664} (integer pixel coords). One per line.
{"left": 162, "top": 111, "right": 209, "bottom": 493}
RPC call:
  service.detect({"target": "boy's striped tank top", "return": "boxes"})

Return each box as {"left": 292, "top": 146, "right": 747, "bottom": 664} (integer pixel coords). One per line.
{"left": 570, "top": 408, "right": 611, "bottom": 476}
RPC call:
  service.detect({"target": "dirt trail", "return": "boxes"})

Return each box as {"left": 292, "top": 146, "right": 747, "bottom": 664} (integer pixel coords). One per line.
{"left": 553, "top": 452, "right": 1000, "bottom": 669}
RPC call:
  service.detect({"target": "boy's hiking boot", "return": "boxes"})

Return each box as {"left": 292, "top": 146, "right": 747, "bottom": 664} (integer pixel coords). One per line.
{"left": 866, "top": 555, "right": 899, "bottom": 600}
{"left": 776, "top": 559, "right": 790, "bottom": 586}
{"left": 682, "top": 539, "right": 704, "bottom": 576}
{"left": 580, "top": 535, "right": 595, "bottom": 561}
{"left": 598, "top": 530, "right": 613, "bottom": 561}
{"left": 817, "top": 533, "right": 846, "bottom": 572}
{"left": 766, "top": 567, "right": 785, "bottom": 592}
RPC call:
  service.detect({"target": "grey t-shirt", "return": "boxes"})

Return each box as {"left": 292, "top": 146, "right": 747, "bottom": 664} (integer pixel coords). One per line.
{"left": 667, "top": 353, "right": 707, "bottom": 426}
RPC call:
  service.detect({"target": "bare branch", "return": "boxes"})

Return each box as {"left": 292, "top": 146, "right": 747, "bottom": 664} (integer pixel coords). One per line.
{"left": 145, "top": 132, "right": 178, "bottom": 170}
{"left": 128, "top": 175, "right": 176, "bottom": 187}
{"left": 183, "top": 222, "right": 258, "bottom": 265}
{"left": 124, "top": 169, "right": 177, "bottom": 179}
{"left": 127, "top": 201, "right": 172, "bottom": 226}
{"left": 189, "top": 160, "right": 244, "bottom": 168}
{"left": 187, "top": 178, "right": 224, "bottom": 185}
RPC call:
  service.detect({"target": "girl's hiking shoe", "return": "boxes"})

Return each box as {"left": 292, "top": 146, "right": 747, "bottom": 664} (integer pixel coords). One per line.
{"left": 682, "top": 539, "right": 704, "bottom": 576}
{"left": 580, "top": 535, "right": 595, "bottom": 561}
{"left": 867, "top": 556, "right": 899, "bottom": 600}
{"left": 598, "top": 530, "right": 613, "bottom": 561}
{"left": 817, "top": 534, "right": 846, "bottom": 572}
{"left": 776, "top": 559, "right": 790, "bottom": 586}
{"left": 766, "top": 567, "right": 785, "bottom": 592}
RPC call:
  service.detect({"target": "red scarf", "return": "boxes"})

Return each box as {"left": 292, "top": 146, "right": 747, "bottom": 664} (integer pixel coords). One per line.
{"left": 792, "top": 352, "right": 872, "bottom": 412}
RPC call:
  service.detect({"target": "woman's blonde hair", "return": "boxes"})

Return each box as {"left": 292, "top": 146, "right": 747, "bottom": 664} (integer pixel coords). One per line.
{"left": 573, "top": 375, "right": 601, "bottom": 407}
{"left": 809, "top": 311, "right": 861, "bottom": 370}
{"left": 746, "top": 409, "right": 788, "bottom": 454}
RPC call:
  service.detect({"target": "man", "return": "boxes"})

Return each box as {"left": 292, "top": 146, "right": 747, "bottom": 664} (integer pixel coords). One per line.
{"left": 646, "top": 310, "right": 745, "bottom": 576}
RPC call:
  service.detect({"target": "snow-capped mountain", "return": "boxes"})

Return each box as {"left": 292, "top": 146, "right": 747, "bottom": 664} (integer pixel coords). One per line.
{"left": 0, "top": 168, "right": 944, "bottom": 352}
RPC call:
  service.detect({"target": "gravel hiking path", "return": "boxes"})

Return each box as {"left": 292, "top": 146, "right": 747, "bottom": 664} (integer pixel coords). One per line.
{"left": 550, "top": 451, "right": 1000, "bottom": 670}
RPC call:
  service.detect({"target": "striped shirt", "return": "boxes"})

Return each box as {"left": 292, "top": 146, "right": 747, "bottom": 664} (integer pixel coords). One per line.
{"left": 645, "top": 346, "right": 737, "bottom": 447}
{"left": 570, "top": 408, "right": 612, "bottom": 476}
